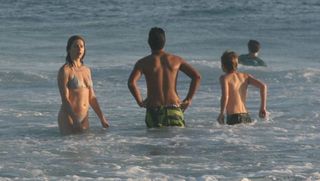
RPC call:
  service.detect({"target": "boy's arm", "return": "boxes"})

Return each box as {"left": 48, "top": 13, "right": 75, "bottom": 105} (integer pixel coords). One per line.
{"left": 128, "top": 63, "right": 145, "bottom": 107}
{"left": 179, "top": 59, "right": 201, "bottom": 111}
{"left": 248, "top": 74, "right": 267, "bottom": 118}
{"left": 217, "top": 75, "right": 228, "bottom": 124}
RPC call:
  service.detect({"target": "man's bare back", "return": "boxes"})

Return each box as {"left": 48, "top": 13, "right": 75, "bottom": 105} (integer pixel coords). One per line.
{"left": 128, "top": 27, "right": 200, "bottom": 128}
{"left": 128, "top": 50, "right": 201, "bottom": 110}
{"left": 138, "top": 51, "right": 181, "bottom": 106}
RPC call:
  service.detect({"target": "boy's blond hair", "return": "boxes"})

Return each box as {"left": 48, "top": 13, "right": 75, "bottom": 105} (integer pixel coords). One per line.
{"left": 221, "top": 51, "right": 238, "bottom": 72}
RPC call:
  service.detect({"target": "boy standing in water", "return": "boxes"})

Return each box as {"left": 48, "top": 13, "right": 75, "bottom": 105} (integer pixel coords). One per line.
{"left": 238, "top": 40, "right": 267, "bottom": 67}
{"left": 217, "top": 51, "right": 267, "bottom": 125}
{"left": 128, "top": 27, "right": 201, "bottom": 128}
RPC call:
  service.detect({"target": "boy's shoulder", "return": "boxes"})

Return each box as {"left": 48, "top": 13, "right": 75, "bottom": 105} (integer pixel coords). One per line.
{"left": 237, "top": 72, "right": 251, "bottom": 80}
{"left": 219, "top": 73, "right": 228, "bottom": 80}
{"left": 238, "top": 71, "right": 249, "bottom": 76}
{"left": 221, "top": 72, "right": 250, "bottom": 81}
{"left": 223, "top": 71, "right": 249, "bottom": 76}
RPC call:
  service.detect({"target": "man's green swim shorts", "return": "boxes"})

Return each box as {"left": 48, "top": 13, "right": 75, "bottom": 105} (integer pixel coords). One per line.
{"left": 145, "top": 106, "right": 185, "bottom": 128}
{"left": 226, "top": 113, "right": 252, "bottom": 125}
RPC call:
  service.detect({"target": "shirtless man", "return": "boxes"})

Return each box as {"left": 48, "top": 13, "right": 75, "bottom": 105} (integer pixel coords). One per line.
{"left": 128, "top": 27, "right": 201, "bottom": 128}
{"left": 217, "top": 51, "right": 267, "bottom": 125}
{"left": 57, "top": 35, "right": 109, "bottom": 135}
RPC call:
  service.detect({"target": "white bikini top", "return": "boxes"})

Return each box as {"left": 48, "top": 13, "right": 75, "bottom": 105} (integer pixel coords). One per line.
{"left": 67, "top": 75, "right": 92, "bottom": 89}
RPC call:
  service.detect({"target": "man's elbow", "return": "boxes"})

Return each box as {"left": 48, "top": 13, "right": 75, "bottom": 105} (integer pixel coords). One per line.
{"left": 221, "top": 95, "right": 228, "bottom": 101}
{"left": 127, "top": 80, "right": 135, "bottom": 89}
{"left": 193, "top": 73, "right": 201, "bottom": 82}
{"left": 261, "top": 83, "right": 267, "bottom": 92}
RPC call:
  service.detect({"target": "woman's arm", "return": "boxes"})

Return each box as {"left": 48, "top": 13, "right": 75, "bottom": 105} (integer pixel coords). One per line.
{"left": 57, "top": 66, "right": 78, "bottom": 124}
{"left": 88, "top": 69, "right": 110, "bottom": 128}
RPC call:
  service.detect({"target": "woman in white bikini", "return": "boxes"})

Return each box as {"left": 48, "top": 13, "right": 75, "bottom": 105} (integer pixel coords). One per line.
{"left": 57, "top": 35, "right": 109, "bottom": 135}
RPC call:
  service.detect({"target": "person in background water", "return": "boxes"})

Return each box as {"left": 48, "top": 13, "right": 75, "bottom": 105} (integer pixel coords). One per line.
{"left": 238, "top": 40, "right": 267, "bottom": 67}
{"left": 57, "top": 35, "right": 109, "bottom": 135}
{"left": 217, "top": 51, "right": 267, "bottom": 125}
{"left": 128, "top": 27, "right": 201, "bottom": 128}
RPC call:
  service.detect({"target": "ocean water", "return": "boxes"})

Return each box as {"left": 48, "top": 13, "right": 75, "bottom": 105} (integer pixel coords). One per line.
{"left": 1, "top": 0, "right": 320, "bottom": 180}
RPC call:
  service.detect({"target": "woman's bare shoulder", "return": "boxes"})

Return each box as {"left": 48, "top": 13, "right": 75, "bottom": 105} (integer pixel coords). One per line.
{"left": 58, "top": 64, "right": 71, "bottom": 75}
{"left": 82, "top": 65, "right": 92, "bottom": 73}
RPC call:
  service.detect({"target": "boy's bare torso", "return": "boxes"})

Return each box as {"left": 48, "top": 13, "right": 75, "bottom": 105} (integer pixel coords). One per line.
{"left": 221, "top": 72, "right": 249, "bottom": 114}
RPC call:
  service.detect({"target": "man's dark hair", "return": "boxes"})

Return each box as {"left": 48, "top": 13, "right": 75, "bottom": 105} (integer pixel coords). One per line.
{"left": 148, "top": 27, "right": 166, "bottom": 51}
{"left": 248, "top": 40, "right": 260, "bottom": 53}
